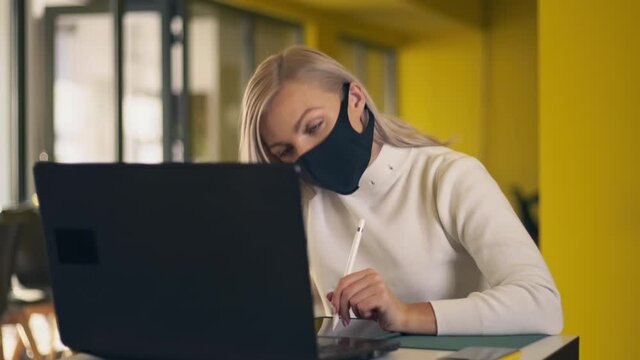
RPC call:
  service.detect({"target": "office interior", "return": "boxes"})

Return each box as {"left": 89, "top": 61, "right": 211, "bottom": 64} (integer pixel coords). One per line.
{"left": 0, "top": 0, "right": 637, "bottom": 360}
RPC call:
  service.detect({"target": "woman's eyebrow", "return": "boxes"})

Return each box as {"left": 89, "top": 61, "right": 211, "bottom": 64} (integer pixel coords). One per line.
{"left": 267, "top": 107, "right": 321, "bottom": 149}
{"left": 293, "top": 107, "right": 321, "bottom": 133}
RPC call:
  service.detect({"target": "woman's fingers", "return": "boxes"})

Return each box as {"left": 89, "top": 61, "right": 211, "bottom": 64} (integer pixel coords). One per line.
{"left": 349, "top": 283, "right": 381, "bottom": 309}
{"left": 331, "top": 269, "right": 373, "bottom": 315}
{"left": 354, "top": 294, "right": 381, "bottom": 320}
{"left": 329, "top": 269, "right": 407, "bottom": 331}
{"left": 330, "top": 268, "right": 390, "bottom": 324}
{"left": 345, "top": 285, "right": 380, "bottom": 319}
{"left": 339, "top": 273, "right": 376, "bottom": 322}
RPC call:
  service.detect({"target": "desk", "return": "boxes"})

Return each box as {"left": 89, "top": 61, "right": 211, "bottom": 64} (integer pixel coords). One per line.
{"left": 66, "top": 335, "right": 578, "bottom": 360}
{"left": 382, "top": 335, "right": 578, "bottom": 360}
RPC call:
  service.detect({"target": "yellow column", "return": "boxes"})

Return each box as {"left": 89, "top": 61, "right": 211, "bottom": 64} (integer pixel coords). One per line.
{"left": 539, "top": 1, "right": 640, "bottom": 359}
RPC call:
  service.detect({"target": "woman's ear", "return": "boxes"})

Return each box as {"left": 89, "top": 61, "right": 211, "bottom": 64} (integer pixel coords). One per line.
{"left": 347, "top": 82, "right": 367, "bottom": 133}
{"left": 348, "top": 82, "right": 366, "bottom": 110}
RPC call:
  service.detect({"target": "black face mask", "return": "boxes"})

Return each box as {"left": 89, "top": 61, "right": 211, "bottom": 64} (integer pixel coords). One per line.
{"left": 297, "top": 83, "right": 375, "bottom": 195}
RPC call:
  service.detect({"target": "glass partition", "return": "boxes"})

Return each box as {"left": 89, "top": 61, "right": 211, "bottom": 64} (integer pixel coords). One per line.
{"left": 188, "top": 2, "right": 302, "bottom": 162}
{"left": 53, "top": 13, "right": 116, "bottom": 162}
{"left": 123, "top": 11, "right": 163, "bottom": 163}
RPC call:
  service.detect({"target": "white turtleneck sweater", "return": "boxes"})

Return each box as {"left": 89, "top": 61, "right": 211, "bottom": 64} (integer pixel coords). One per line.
{"left": 304, "top": 144, "right": 563, "bottom": 335}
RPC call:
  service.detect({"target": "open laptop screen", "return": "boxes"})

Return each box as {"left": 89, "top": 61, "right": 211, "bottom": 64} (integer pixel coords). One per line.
{"left": 35, "top": 163, "right": 317, "bottom": 360}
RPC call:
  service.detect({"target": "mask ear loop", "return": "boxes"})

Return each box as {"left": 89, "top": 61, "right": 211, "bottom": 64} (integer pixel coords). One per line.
{"left": 338, "top": 82, "right": 351, "bottom": 123}
{"left": 341, "top": 82, "right": 374, "bottom": 133}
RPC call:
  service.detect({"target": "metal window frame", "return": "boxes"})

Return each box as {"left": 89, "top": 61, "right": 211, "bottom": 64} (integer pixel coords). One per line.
{"left": 13, "top": 0, "right": 27, "bottom": 202}
{"left": 44, "top": 0, "right": 179, "bottom": 164}
{"left": 176, "top": 0, "right": 190, "bottom": 162}
{"left": 112, "top": 0, "right": 124, "bottom": 161}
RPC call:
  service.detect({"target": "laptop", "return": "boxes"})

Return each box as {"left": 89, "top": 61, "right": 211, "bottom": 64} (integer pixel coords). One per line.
{"left": 34, "top": 162, "right": 400, "bottom": 360}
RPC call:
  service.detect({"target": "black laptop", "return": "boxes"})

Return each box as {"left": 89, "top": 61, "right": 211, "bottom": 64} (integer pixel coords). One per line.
{"left": 34, "top": 163, "right": 399, "bottom": 360}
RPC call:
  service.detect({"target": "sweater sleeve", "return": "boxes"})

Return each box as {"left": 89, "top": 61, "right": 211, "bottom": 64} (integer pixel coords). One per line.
{"left": 428, "top": 154, "right": 563, "bottom": 335}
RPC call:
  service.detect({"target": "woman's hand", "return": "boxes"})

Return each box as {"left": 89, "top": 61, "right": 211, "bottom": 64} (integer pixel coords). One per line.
{"left": 325, "top": 268, "right": 401, "bottom": 331}
{"left": 327, "top": 268, "right": 438, "bottom": 334}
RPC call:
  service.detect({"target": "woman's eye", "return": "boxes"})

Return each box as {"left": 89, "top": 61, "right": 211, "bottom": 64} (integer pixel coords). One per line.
{"left": 278, "top": 146, "right": 292, "bottom": 158}
{"left": 306, "top": 120, "right": 323, "bottom": 134}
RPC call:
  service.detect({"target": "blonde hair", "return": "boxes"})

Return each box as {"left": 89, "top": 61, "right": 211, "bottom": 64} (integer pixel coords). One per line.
{"left": 239, "top": 45, "right": 441, "bottom": 163}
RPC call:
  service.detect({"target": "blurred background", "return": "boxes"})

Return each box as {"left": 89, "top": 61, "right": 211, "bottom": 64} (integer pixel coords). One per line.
{"left": 0, "top": 1, "right": 638, "bottom": 360}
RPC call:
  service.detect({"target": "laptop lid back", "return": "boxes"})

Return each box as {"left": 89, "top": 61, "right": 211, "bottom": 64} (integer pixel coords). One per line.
{"left": 34, "top": 163, "right": 317, "bottom": 360}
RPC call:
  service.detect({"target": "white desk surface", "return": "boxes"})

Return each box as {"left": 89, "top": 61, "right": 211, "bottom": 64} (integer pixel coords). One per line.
{"left": 67, "top": 335, "right": 577, "bottom": 360}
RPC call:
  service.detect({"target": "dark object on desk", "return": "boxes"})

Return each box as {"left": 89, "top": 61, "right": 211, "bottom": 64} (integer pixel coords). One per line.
{"left": 34, "top": 162, "right": 400, "bottom": 360}
{"left": 315, "top": 316, "right": 400, "bottom": 340}
{"left": 545, "top": 336, "right": 579, "bottom": 360}
{"left": 316, "top": 337, "right": 399, "bottom": 360}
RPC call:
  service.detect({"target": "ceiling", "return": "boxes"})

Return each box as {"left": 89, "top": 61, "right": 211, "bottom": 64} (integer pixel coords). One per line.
{"left": 287, "top": 0, "right": 484, "bottom": 37}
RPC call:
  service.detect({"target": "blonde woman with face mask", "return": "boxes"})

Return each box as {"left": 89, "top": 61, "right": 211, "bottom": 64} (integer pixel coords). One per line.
{"left": 239, "top": 46, "right": 563, "bottom": 336}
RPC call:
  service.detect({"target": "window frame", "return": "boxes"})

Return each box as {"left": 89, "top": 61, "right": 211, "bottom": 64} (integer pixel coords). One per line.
{"left": 14, "top": 0, "right": 27, "bottom": 203}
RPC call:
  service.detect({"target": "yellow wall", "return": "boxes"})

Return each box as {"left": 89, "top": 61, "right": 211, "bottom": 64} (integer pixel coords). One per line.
{"left": 398, "top": 26, "right": 486, "bottom": 158}
{"left": 399, "top": 0, "right": 539, "bottom": 212}
{"left": 485, "top": 0, "right": 538, "bottom": 208}
{"left": 539, "top": 1, "right": 640, "bottom": 359}
{"left": 396, "top": 0, "right": 486, "bottom": 159}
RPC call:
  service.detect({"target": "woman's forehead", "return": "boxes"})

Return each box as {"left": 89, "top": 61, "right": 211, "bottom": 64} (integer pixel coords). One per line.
{"left": 274, "top": 81, "right": 335, "bottom": 107}
{"left": 266, "top": 83, "right": 335, "bottom": 120}
{"left": 261, "top": 82, "right": 337, "bottom": 138}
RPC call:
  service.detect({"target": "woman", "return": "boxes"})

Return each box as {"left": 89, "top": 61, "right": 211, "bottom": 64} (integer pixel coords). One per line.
{"left": 239, "top": 46, "right": 563, "bottom": 336}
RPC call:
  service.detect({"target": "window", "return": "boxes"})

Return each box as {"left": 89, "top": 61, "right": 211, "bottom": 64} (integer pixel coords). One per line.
{"left": 336, "top": 38, "right": 397, "bottom": 114}
{"left": 14, "top": 0, "right": 302, "bottom": 201}
{"left": 188, "top": 2, "right": 302, "bottom": 162}
{"left": 122, "top": 12, "right": 163, "bottom": 163}
{"left": 50, "top": 6, "right": 164, "bottom": 164}
{"left": 53, "top": 13, "right": 117, "bottom": 162}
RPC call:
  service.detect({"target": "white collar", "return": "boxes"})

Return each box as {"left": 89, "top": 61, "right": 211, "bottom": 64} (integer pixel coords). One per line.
{"left": 345, "top": 144, "right": 413, "bottom": 199}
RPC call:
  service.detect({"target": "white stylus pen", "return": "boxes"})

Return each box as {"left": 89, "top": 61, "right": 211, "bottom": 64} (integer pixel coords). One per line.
{"left": 332, "top": 218, "right": 366, "bottom": 330}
